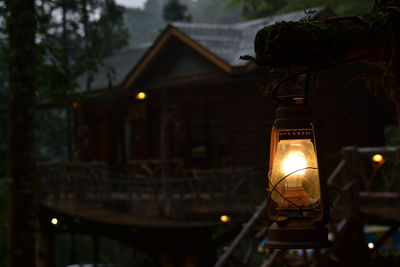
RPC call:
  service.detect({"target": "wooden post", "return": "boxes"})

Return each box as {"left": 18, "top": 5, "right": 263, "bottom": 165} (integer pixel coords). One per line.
{"left": 93, "top": 235, "right": 99, "bottom": 267}
{"left": 160, "top": 90, "right": 168, "bottom": 184}
{"left": 335, "top": 147, "right": 368, "bottom": 265}
{"left": 36, "top": 211, "right": 55, "bottom": 267}
{"left": 69, "top": 233, "right": 76, "bottom": 264}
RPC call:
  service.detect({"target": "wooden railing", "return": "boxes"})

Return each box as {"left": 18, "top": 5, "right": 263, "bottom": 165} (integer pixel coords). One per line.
{"left": 214, "top": 146, "right": 400, "bottom": 267}
{"left": 38, "top": 162, "right": 266, "bottom": 223}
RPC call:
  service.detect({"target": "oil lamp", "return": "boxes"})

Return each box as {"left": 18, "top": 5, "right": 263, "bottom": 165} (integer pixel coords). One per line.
{"left": 265, "top": 98, "right": 331, "bottom": 249}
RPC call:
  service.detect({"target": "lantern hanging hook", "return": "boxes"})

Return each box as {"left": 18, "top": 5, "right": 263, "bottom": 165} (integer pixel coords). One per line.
{"left": 271, "top": 66, "right": 316, "bottom": 105}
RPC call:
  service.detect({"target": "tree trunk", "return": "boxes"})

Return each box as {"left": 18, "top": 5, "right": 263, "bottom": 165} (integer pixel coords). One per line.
{"left": 7, "top": 0, "right": 37, "bottom": 266}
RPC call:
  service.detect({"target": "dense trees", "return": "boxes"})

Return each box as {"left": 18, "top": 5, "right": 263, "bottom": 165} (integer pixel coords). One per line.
{"left": 4, "top": 1, "right": 128, "bottom": 266}
{"left": 163, "top": 0, "right": 191, "bottom": 23}
{"left": 36, "top": 0, "right": 128, "bottom": 95}
{"left": 124, "top": 0, "right": 243, "bottom": 46}
{"left": 227, "top": 0, "right": 375, "bottom": 19}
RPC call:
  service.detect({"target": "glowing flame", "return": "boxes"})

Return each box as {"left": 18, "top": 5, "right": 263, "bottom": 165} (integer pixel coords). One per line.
{"left": 282, "top": 151, "right": 307, "bottom": 175}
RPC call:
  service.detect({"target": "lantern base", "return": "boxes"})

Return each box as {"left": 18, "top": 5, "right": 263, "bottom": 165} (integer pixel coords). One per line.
{"left": 264, "top": 221, "right": 332, "bottom": 249}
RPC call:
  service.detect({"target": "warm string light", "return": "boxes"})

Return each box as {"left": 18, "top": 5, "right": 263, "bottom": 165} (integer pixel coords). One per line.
{"left": 135, "top": 91, "right": 147, "bottom": 100}
{"left": 372, "top": 154, "right": 383, "bottom": 163}
{"left": 51, "top": 218, "right": 58, "bottom": 225}
{"left": 220, "top": 215, "right": 231, "bottom": 223}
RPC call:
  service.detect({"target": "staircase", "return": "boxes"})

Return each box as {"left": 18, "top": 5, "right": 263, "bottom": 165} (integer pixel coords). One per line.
{"left": 214, "top": 146, "right": 400, "bottom": 266}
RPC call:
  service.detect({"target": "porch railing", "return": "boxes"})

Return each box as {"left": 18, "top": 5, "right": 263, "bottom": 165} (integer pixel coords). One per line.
{"left": 38, "top": 162, "right": 266, "bottom": 223}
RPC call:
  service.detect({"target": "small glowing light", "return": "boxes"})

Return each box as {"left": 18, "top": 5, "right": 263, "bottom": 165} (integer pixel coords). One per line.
{"left": 51, "top": 218, "right": 58, "bottom": 225}
{"left": 328, "top": 233, "right": 334, "bottom": 241}
{"left": 220, "top": 215, "right": 231, "bottom": 223}
{"left": 135, "top": 92, "right": 147, "bottom": 100}
{"left": 282, "top": 151, "right": 307, "bottom": 175}
{"left": 72, "top": 102, "right": 79, "bottom": 109}
{"left": 372, "top": 154, "right": 383, "bottom": 163}
{"left": 368, "top": 242, "right": 374, "bottom": 249}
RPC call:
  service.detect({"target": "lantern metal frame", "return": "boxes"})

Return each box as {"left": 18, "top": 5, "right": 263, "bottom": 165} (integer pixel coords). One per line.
{"left": 264, "top": 97, "right": 331, "bottom": 249}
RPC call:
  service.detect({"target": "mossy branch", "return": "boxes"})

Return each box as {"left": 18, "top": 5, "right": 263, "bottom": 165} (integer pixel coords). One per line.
{"left": 247, "top": 0, "right": 400, "bottom": 118}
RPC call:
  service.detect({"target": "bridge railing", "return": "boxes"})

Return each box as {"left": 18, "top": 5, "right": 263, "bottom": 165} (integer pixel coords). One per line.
{"left": 214, "top": 146, "right": 400, "bottom": 267}
{"left": 327, "top": 146, "right": 400, "bottom": 219}
{"left": 38, "top": 162, "right": 266, "bottom": 221}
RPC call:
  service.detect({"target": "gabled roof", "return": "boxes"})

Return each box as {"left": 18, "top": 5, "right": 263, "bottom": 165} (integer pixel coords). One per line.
{"left": 172, "top": 8, "right": 329, "bottom": 67}
{"left": 75, "top": 43, "right": 150, "bottom": 93}
{"left": 76, "top": 7, "right": 330, "bottom": 92}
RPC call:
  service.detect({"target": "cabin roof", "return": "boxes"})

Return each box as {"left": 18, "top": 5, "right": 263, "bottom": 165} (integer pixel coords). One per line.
{"left": 75, "top": 7, "right": 329, "bottom": 92}
{"left": 75, "top": 44, "right": 150, "bottom": 92}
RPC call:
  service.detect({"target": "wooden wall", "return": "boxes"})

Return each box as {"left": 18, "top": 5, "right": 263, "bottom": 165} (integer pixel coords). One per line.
{"left": 75, "top": 40, "right": 395, "bottom": 175}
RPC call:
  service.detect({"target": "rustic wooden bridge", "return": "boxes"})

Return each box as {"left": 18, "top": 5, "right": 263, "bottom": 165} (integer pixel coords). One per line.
{"left": 38, "top": 146, "right": 400, "bottom": 266}
{"left": 39, "top": 163, "right": 265, "bottom": 228}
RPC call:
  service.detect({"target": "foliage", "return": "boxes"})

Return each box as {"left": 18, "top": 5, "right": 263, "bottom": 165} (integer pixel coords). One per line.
{"left": 0, "top": 2, "right": 129, "bottom": 263}
{"left": 124, "top": 0, "right": 243, "bottom": 46}
{"left": 227, "top": 0, "right": 287, "bottom": 19}
{"left": 0, "top": 0, "right": 130, "bottom": 166}
{"left": 35, "top": 108, "right": 70, "bottom": 161}
{"left": 279, "top": 0, "right": 375, "bottom": 16}
{"left": 123, "top": 0, "right": 165, "bottom": 46}
{"left": 227, "top": 0, "right": 375, "bottom": 19}
{"left": 163, "top": 0, "right": 191, "bottom": 23}
{"left": 35, "top": 0, "right": 129, "bottom": 98}
{"left": 188, "top": 0, "right": 243, "bottom": 23}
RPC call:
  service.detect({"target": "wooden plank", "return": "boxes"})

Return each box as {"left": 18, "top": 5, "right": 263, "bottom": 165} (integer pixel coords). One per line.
{"left": 359, "top": 192, "right": 400, "bottom": 200}
{"left": 356, "top": 146, "right": 400, "bottom": 153}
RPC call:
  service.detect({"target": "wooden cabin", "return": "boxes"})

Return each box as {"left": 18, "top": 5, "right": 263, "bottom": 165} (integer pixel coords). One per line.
{"left": 72, "top": 8, "right": 395, "bottom": 178}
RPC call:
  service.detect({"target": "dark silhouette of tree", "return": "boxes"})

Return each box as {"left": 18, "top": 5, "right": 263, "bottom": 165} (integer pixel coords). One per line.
{"left": 7, "top": 0, "right": 37, "bottom": 266}
{"left": 3, "top": 1, "right": 129, "bottom": 265}
{"left": 227, "top": 0, "right": 374, "bottom": 19}
{"left": 36, "top": 0, "right": 129, "bottom": 96}
{"left": 163, "top": 0, "right": 191, "bottom": 23}
{"left": 227, "top": 0, "right": 286, "bottom": 19}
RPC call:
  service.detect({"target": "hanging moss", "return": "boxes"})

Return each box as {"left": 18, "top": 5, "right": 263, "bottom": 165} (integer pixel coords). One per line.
{"left": 252, "top": 10, "right": 388, "bottom": 67}
{"left": 246, "top": 0, "right": 400, "bottom": 116}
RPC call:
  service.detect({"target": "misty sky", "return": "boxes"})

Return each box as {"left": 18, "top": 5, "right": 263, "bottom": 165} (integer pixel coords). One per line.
{"left": 115, "top": 0, "right": 147, "bottom": 9}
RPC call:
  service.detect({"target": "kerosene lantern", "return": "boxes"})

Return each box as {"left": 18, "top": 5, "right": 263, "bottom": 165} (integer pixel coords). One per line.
{"left": 264, "top": 98, "right": 331, "bottom": 249}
